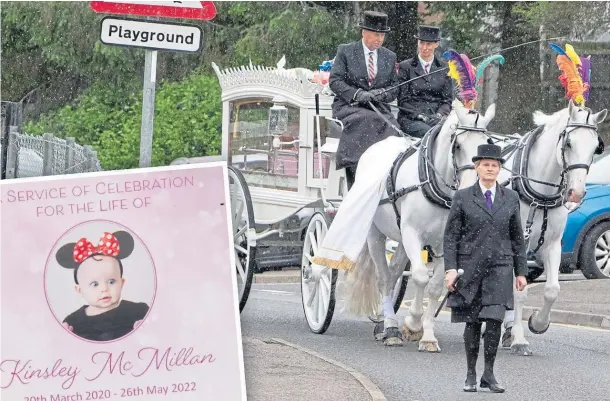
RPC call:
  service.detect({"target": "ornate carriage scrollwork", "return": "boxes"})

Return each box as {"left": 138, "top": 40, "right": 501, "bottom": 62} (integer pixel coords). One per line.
{"left": 211, "top": 59, "right": 333, "bottom": 100}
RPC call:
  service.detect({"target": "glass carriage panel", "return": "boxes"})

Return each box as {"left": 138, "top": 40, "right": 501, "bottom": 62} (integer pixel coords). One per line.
{"left": 228, "top": 98, "right": 301, "bottom": 192}
{"left": 310, "top": 116, "right": 334, "bottom": 180}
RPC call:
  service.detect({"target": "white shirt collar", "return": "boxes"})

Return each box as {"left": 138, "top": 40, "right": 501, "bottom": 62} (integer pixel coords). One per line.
{"left": 362, "top": 40, "right": 377, "bottom": 55}
{"left": 418, "top": 55, "right": 433, "bottom": 69}
{"left": 479, "top": 181, "right": 496, "bottom": 197}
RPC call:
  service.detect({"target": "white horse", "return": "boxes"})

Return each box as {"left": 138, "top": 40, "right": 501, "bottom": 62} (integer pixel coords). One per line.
{"left": 499, "top": 99, "right": 607, "bottom": 355}
{"left": 342, "top": 99, "right": 497, "bottom": 350}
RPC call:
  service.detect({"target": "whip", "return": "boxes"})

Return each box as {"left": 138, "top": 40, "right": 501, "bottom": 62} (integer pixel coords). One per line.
{"left": 368, "top": 36, "right": 567, "bottom": 98}
{"left": 434, "top": 268, "right": 464, "bottom": 318}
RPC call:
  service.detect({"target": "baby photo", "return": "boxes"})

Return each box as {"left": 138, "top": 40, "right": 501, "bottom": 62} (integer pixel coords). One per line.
{"left": 48, "top": 224, "right": 156, "bottom": 342}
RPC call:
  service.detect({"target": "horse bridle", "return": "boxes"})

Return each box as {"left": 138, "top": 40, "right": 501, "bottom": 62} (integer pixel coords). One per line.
{"left": 555, "top": 111, "right": 603, "bottom": 197}
{"left": 446, "top": 111, "right": 496, "bottom": 190}
{"left": 500, "top": 110, "right": 604, "bottom": 207}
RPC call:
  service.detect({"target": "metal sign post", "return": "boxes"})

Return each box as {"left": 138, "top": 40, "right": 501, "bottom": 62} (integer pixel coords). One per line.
{"left": 91, "top": 1, "right": 216, "bottom": 168}
{"left": 140, "top": 47, "right": 157, "bottom": 168}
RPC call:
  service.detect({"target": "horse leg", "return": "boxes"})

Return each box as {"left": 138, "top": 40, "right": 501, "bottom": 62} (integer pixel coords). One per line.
{"left": 367, "top": 225, "right": 404, "bottom": 346}
{"left": 501, "top": 309, "right": 515, "bottom": 348}
{"left": 417, "top": 256, "right": 444, "bottom": 352}
{"left": 401, "top": 226, "right": 426, "bottom": 342}
{"left": 381, "top": 243, "right": 410, "bottom": 345}
{"left": 528, "top": 240, "right": 561, "bottom": 335}
{"left": 509, "top": 275, "right": 533, "bottom": 356}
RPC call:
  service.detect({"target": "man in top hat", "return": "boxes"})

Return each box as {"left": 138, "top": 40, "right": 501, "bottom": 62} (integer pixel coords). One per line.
{"left": 443, "top": 143, "right": 528, "bottom": 393}
{"left": 397, "top": 25, "right": 454, "bottom": 138}
{"left": 328, "top": 10, "right": 400, "bottom": 190}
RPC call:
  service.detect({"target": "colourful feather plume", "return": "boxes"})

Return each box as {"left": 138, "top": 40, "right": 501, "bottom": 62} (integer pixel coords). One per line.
{"left": 443, "top": 49, "right": 477, "bottom": 108}
{"left": 549, "top": 43, "right": 586, "bottom": 107}
{"left": 475, "top": 55, "right": 505, "bottom": 92}
{"left": 549, "top": 42, "right": 567, "bottom": 56}
{"left": 580, "top": 55, "right": 591, "bottom": 101}
{"left": 565, "top": 44, "right": 582, "bottom": 68}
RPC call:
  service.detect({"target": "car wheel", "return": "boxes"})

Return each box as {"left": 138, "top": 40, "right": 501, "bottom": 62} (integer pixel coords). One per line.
{"left": 579, "top": 221, "right": 610, "bottom": 279}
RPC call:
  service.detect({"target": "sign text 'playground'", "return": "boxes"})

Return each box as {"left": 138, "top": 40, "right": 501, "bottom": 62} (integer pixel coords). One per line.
{"left": 100, "top": 17, "right": 202, "bottom": 53}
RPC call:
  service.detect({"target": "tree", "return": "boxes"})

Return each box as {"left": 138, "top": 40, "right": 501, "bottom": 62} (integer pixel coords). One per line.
{"left": 24, "top": 73, "right": 222, "bottom": 170}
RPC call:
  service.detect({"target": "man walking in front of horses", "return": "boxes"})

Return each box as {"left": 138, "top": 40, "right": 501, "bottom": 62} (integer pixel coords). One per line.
{"left": 328, "top": 10, "right": 400, "bottom": 190}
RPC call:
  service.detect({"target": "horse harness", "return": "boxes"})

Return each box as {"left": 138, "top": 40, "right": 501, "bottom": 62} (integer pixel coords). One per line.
{"left": 368, "top": 99, "right": 604, "bottom": 256}
{"left": 380, "top": 112, "right": 498, "bottom": 229}
{"left": 499, "top": 113, "right": 604, "bottom": 254}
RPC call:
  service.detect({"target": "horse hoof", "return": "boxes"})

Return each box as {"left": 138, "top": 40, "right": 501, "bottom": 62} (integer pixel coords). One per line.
{"left": 373, "top": 321, "right": 385, "bottom": 341}
{"left": 510, "top": 343, "right": 533, "bottom": 356}
{"left": 383, "top": 327, "right": 403, "bottom": 347}
{"left": 384, "top": 336, "right": 404, "bottom": 347}
{"left": 501, "top": 328, "right": 512, "bottom": 348}
{"left": 418, "top": 341, "right": 441, "bottom": 353}
{"left": 528, "top": 313, "right": 550, "bottom": 334}
{"left": 401, "top": 323, "right": 423, "bottom": 342}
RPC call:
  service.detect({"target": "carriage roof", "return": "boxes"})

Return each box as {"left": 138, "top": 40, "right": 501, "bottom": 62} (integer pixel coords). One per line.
{"left": 211, "top": 60, "right": 334, "bottom": 109}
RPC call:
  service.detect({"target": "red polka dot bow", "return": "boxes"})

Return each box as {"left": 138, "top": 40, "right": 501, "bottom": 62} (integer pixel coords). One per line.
{"left": 73, "top": 232, "right": 120, "bottom": 263}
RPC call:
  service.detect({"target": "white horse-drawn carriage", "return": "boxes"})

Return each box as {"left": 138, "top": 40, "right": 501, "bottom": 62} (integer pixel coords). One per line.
{"left": 171, "top": 58, "right": 409, "bottom": 326}
{"left": 173, "top": 42, "right": 606, "bottom": 357}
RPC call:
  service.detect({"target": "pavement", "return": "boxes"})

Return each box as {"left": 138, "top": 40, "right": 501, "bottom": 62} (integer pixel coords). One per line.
{"left": 523, "top": 278, "right": 610, "bottom": 329}
{"left": 242, "top": 336, "right": 384, "bottom": 401}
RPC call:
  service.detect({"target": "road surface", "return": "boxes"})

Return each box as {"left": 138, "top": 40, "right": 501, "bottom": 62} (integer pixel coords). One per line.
{"left": 240, "top": 281, "right": 610, "bottom": 401}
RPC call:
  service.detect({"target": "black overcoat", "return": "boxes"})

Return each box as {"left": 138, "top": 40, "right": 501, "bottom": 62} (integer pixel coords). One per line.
{"left": 329, "top": 41, "right": 399, "bottom": 169}
{"left": 443, "top": 182, "right": 528, "bottom": 319}
{"left": 396, "top": 55, "right": 453, "bottom": 133}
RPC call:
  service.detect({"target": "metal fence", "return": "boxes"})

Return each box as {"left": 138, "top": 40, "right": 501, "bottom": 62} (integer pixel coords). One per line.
{"left": 1, "top": 101, "right": 100, "bottom": 179}
{"left": 1, "top": 126, "right": 101, "bottom": 179}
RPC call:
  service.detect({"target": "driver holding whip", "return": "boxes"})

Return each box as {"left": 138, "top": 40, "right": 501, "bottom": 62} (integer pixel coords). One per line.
{"left": 443, "top": 143, "right": 528, "bottom": 393}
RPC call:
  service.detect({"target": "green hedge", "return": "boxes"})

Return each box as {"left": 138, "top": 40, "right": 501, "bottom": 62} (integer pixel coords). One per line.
{"left": 25, "top": 72, "right": 222, "bottom": 171}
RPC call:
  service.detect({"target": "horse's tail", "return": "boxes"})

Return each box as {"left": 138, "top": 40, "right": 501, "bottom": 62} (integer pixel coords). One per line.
{"left": 342, "top": 242, "right": 380, "bottom": 317}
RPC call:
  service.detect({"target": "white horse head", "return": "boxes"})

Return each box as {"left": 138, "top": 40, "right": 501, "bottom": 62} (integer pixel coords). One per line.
{"left": 533, "top": 99, "right": 607, "bottom": 203}
{"left": 445, "top": 99, "right": 497, "bottom": 190}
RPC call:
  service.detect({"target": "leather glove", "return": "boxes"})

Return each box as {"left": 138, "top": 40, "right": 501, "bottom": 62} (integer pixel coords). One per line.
{"left": 428, "top": 113, "right": 443, "bottom": 126}
{"left": 368, "top": 88, "right": 386, "bottom": 101}
{"left": 354, "top": 90, "right": 374, "bottom": 103}
{"left": 416, "top": 114, "right": 430, "bottom": 124}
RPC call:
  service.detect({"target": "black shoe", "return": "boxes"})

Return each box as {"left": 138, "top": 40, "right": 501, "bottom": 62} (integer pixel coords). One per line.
{"left": 463, "top": 373, "right": 477, "bottom": 392}
{"left": 480, "top": 378, "right": 505, "bottom": 393}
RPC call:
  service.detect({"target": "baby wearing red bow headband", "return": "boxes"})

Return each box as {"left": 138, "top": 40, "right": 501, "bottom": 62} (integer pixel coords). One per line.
{"left": 55, "top": 230, "right": 149, "bottom": 342}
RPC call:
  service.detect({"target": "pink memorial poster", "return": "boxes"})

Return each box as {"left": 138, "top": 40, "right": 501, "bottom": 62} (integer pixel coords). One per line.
{"left": 0, "top": 163, "right": 247, "bottom": 401}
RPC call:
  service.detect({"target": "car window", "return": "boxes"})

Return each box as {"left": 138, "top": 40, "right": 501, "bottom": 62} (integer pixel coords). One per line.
{"left": 593, "top": 147, "right": 610, "bottom": 163}
{"left": 587, "top": 148, "right": 610, "bottom": 184}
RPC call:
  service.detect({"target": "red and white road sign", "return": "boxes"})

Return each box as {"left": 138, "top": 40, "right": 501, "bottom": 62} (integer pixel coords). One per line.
{"left": 90, "top": 1, "right": 216, "bottom": 21}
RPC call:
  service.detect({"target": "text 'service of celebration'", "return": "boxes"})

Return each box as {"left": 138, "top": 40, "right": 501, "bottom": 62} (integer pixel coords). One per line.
{"left": 2, "top": 176, "right": 195, "bottom": 218}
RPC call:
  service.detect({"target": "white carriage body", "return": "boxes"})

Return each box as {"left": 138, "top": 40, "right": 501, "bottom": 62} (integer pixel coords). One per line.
{"left": 192, "top": 61, "right": 347, "bottom": 222}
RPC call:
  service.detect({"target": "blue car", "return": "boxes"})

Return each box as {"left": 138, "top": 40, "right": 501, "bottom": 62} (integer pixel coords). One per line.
{"left": 529, "top": 148, "right": 610, "bottom": 280}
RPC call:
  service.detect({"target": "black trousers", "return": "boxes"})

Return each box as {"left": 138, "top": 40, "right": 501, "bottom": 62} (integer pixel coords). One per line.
{"left": 345, "top": 165, "right": 357, "bottom": 190}
{"left": 400, "top": 119, "right": 432, "bottom": 138}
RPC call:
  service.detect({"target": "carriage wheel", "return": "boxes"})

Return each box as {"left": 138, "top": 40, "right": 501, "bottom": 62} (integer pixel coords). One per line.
{"left": 228, "top": 166, "right": 256, "bottom": 313}
{"left": 368, "top": 260, "right": 410, "bottom": 323}
{"left": 301, "top": 212, "right": 337, "bottom": 334}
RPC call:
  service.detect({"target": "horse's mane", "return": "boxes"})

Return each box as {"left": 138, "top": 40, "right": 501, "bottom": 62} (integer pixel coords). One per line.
{"left": 532, "top": 107, "right": 569, "bottom": 132}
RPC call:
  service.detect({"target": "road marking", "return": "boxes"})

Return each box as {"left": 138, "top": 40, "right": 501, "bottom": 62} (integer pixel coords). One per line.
{"left": 550, "top": 322, "right": 610, "bottom": 332}
{"left": 252, "top": 289, "right": 295, "bottom": 295}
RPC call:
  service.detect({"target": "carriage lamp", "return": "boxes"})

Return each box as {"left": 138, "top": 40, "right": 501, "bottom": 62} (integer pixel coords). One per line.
{"left": 268, "top": 97, "right": 288, "bottom": 137}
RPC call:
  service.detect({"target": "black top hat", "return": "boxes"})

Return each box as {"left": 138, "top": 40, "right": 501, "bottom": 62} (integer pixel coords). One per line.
{"left": 472, "top": 144, "right": 505, "bottom": 164}
{"left": 358, "top": 11, "right": 391, "bottom": 33}
{"left": 414, "top": 25, "right": 441, "bottom": 42}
